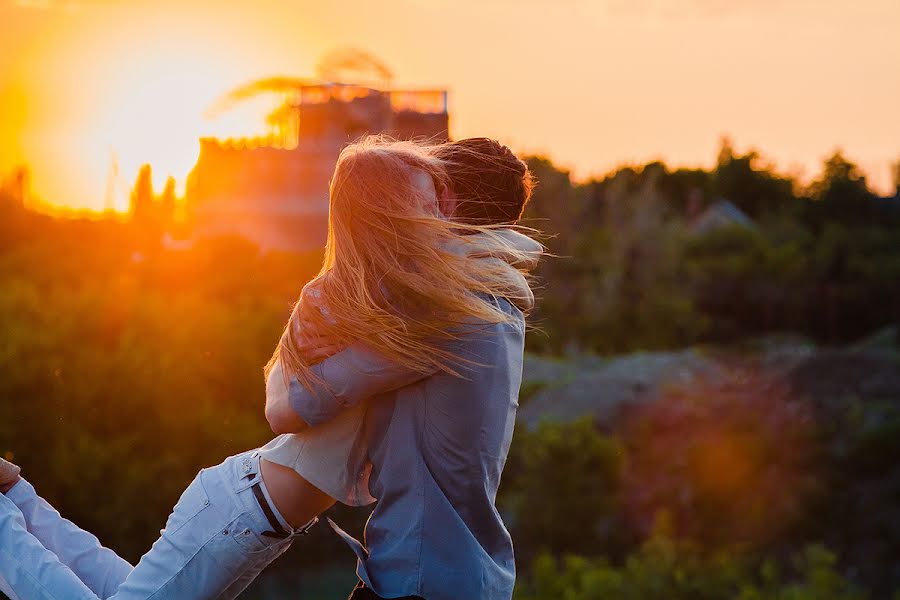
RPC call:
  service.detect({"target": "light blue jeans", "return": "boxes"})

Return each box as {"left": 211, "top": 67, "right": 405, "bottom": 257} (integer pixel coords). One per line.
{"left": 0, "top": 451, "right": 316, "bottom": 599}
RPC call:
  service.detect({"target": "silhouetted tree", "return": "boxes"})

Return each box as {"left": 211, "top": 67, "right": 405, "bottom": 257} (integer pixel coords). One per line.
{"left": 711, "top": 138, "right": 794, "bottom": 219}
{"left": 1, "top": 166, "right": 29, "bottom": 209}
{"left": 659, "top": 168, "right": 710, "bottom": 216}
{"left": 892, "top": 158, "right": 900, "bottom": 198}
{"left": 158, "top": 176, "right": 177, "bottom": 229}
{"left": 804, "top": 151, "right": 878, "bottom": 228}
{"left": 129, "top": 164, "right": 155, "bottom": 223}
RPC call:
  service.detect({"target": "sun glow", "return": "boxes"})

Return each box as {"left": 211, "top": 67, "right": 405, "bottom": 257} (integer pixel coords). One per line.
{"left": 85, "top": 49, "right": 272, "bottom": 211}
{"left": 3, "top": 5, "right": 284, "bottom": 213}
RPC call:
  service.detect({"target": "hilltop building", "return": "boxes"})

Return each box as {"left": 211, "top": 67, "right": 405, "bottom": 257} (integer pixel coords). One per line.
{"left": 184, "top": 82, "right": 449, "bottom": 251}
{"left": 688, "top": 199, "right": 755, "bottom": 236}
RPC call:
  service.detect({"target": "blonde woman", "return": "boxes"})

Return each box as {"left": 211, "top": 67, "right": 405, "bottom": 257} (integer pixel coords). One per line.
{"left": 0, "top": 137, "right": 538, "bottom": 600}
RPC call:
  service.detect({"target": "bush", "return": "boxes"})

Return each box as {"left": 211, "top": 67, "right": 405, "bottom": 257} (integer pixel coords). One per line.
{"left": 514, "top": 534, "right": 867, "bottom": 600}
{"left": 500, "top": 418, "right": 626, "bottom": 562}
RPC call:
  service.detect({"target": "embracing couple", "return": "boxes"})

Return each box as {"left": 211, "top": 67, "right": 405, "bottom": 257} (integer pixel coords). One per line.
{"left": 0, "top": 136, "right": 541, "bottom": 600}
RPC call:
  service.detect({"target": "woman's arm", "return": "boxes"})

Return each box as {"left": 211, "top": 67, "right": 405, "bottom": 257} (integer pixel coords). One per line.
{"left": 265, "top": 358, "right": 309, "bottom": 434}
{"left": 448, "top": 229, "right": 543, "bottom": 271}
{"left": 490, "top": 229, "right": 543, "bottom": 270}
{"left": 489, "top": 258, "right": 534, "bottom": 311}
{"left": 265, "top": 281, "right": 345, "bottom": 434}
{"left": 265, "top": 344, "right": 437, "bottom": 434}
{"left": 265, "top": 241, "right": 535, "bottom": 432}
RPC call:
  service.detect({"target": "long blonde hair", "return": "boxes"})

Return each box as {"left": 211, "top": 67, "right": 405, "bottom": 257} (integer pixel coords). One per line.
{"left": 268, "top": 136, "right": 538, "bottom": 390}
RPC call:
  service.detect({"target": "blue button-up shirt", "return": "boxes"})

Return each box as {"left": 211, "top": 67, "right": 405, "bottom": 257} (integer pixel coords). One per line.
{"left": 288, "top": 297, "right": 524, "bottom": 600}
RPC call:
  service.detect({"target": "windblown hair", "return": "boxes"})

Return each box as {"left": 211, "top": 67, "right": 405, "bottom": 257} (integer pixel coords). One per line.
{"left": 268, "top": 135, "right": 539, "bottom": 391}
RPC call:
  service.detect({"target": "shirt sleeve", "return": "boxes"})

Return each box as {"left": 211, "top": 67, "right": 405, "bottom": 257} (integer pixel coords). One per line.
{"left": 445, "top": 230, "right": 542, "bottom": 271}
{"left": 288, "top": 343, "right": 437, "bottom": 426}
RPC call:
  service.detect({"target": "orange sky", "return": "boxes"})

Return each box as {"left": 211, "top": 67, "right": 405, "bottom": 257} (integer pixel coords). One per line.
{"left": 1, "top": 0, "right": 899, "bottom": 211}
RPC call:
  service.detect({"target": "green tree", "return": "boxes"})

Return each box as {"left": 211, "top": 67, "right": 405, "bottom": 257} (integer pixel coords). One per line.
{"left": 805, "top": 151, "right": 878, "bottom": 228}
{"left": 500, "top": 419, "right": 625, "bottom": 562}
{"left": 711, "top": 138, "right": 795, "bottom": 218}
{"left": 514, "top": 539, "right": 867, "bottom": 600}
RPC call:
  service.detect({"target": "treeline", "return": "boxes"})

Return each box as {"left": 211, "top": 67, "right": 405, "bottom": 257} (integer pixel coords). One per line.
{"left": 1, "top": 144, "right": 899, "bottom": 598}
{"left": 521, "top": 141, "right": 900, "bottom": 355}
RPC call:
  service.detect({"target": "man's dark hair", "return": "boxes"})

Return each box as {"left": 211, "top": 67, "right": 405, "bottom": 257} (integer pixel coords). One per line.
{"left": 435, "top": 138, "right": 534, "bottom": 225}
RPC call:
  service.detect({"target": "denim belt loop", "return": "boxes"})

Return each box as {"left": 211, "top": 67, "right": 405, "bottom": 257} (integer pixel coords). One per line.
{"left": 233, "top": 453, "right": 261, "bottom": 494}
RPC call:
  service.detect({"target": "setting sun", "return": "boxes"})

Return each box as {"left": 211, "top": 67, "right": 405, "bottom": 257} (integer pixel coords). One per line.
{"left": 89, "top": 48, "right": 257, "bottom": 205}
{"left": 1, "top": 1, "right": 302, "bottom": 211}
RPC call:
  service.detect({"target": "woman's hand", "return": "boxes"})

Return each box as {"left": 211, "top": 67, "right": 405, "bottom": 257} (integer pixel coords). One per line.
{"left": 297, "top": 334, "right": 345, "bottom": 363}
{"left": 293, "top": 280, "right": 345, "bottom": 363}
{"left": 293, "top": 316, "right": 344, "bottom": 364}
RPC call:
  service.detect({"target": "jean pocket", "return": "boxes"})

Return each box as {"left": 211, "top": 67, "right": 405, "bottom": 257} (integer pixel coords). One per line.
{"left": 228, "top": 512, "right": 290, "bottom": 556}
{"left": 162, "top": 470, "right": 211, "bottom": 537}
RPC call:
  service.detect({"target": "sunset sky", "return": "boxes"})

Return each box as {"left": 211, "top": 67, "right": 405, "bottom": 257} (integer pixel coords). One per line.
{"left": 1, "top": 0, "right": 899, "bottom": 212}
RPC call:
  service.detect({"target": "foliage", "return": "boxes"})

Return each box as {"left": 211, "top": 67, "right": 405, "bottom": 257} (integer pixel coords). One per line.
{"left": 500, "top": 366, "right": 900, "bottom": 597}
{"left": 0, "top": 204, "right": 323, "bottom": 561}
{"left": 617, "top": 376, "right": 820, "bottom": 550}
{"left": 522, "top": 144, "right": 900, "bottom": 354}
{"left": 499, "top": 419, "right": 626, "bottom": 562}
{"left": 514, "top": 536, "right": 867, "bottom": 600}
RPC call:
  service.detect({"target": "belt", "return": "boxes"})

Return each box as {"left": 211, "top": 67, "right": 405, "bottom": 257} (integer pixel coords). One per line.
{"left": 250, "top": 482, "right": 291, "bottom": 539}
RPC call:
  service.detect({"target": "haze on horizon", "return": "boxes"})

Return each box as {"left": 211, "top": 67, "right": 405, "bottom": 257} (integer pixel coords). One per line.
{"left": 1, "top": 0, "right": 898, "bottom": 212}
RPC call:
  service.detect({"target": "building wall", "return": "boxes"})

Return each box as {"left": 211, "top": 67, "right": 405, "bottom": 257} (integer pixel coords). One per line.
{"left": 184, "top": 89, "right": 449, "bottom": 252}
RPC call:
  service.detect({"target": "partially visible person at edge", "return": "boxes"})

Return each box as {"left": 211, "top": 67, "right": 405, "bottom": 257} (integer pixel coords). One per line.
{"left": 0, "top": 136, "right": 539, "bottom": 600}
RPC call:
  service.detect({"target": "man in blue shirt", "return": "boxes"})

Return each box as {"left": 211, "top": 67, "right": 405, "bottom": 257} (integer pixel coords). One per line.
{"left": 287, "top": 296, "right": 525, "bottom": 600}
